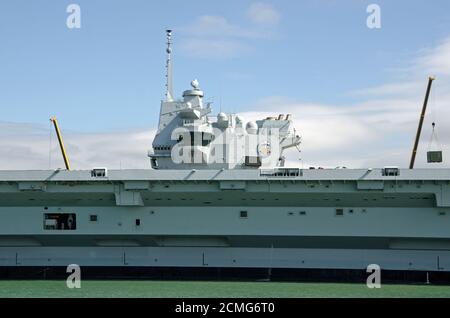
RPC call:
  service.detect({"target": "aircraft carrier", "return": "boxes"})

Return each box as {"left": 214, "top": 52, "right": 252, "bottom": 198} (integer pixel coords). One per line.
{"left": 1, "top": 31, "right": 450, "bottom": 279}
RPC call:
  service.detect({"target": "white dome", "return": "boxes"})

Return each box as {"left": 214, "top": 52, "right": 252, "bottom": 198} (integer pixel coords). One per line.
{"left": 191, "top": 79, "right": 200, "bottom": 89}
{"left": 217, "top": 112, "right": 227, "bottom": 122}
{"left": 246, "top": 121, "right": 258, "bottom": 134}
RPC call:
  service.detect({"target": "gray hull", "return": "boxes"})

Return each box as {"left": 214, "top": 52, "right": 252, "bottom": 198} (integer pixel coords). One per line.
{"left": 1, "top": 168, "right": 450, "bottom": 272}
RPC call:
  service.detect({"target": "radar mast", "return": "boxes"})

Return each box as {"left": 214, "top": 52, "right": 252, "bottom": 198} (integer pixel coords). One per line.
{"left": 165, "top": 29, "right": 174, "bottom": 102}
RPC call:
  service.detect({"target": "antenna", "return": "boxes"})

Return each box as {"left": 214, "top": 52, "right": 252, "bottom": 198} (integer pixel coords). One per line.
{"left": 165, "top": 29, "right": 174, "bottom": 102}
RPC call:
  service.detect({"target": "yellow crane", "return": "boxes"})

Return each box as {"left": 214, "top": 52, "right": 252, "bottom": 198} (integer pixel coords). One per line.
{"left": 50, "top": 116, "right": 71, "bottom": 171}
{"left": 409, "top": 76, "right": 435, "bottom": 169}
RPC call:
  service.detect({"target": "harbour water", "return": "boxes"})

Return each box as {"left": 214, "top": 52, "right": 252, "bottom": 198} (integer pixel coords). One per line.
{"left": 1, "top": 280, "right": 450, "bottom": 298}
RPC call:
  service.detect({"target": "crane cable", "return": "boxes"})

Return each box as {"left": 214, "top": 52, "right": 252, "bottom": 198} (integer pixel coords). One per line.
{"left": 427, "top": 84, "right": 442, "bottom": 151}
{"left": 427, "top": 122, "right": 441, "bottom": 151}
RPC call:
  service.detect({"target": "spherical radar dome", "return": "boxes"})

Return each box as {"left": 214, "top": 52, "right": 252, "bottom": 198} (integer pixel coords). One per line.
{"left": 217, "top": 112, "right": 228, "bottom": 122}
{"left": 246, "top": 121, "right": 258, "bottom": 134}
{"left": 191, "top": 79, "right": 200, "bottom": 89}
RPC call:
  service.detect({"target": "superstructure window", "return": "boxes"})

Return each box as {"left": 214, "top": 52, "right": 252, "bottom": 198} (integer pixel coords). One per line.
{"left": 90, "top": 214, "right": 98, "bottom": 222}
{"left": 151, "top": 158, "right": 158, "bottom": 169}
{"left": 335, "top": 209, "right": 344, "bottom": 216}
{"left": 190, "top": 132, "right": 195, "bottom": 146}
{"left": 44, "top": 213, "right": 77, "bottom": 230}
{"left": 245, "top": 156, "right": 261, "bottom": 167}
{"left": 260, "top": 169, "right": 301, "bottom": 177}
{"left": 240, "top": 211, "right": 248, "bottom": 218}
{"left": 201, "top": 132, "right": 212, "bottom": 146}
{"left": 91, "top": 168, "right": 108, "bottom": 178}
{"left": 382, "top": 167, "right": 400, "bottom": 176}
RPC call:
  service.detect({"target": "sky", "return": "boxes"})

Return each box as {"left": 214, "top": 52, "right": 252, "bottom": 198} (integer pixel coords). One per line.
{"left": 1, "top": 0, "right": 450, "bottom": 170}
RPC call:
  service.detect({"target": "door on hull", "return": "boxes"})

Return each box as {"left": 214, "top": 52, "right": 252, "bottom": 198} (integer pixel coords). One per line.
{"left": 43, "top": 213, "right": 77, "bottom": 230}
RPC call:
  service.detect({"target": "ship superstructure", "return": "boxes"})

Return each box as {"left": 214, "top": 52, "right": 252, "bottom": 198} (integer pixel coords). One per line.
{"left": 150, "top": 30, "right": 301, "bottom": 170}
{"left": 1, "top": 31, "right": 450, "bottom": 275}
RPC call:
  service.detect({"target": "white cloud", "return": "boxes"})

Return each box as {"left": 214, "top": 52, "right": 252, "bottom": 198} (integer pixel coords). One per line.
{"left": 247, "top": 3, "right": 280, "bottom": 26}
{"left": 180, "top": 38, "right": 252, "bottom": 59}
{"left": 0, "top": 122, "right": 155, "bottom": 170}
{"left": 416, "top": 37, "right": 450, "bottom": 77}
{"left": 240, "top": 91, "right": 450, "bottom": 169}
{"left": 180, "top": 15, "right": 263, "bottom": 39}
{"left": 348, "top": 81, "right": 424, "bottom": 98}
{"left": 178, "top": 3, "right": 280, "bottom": 58}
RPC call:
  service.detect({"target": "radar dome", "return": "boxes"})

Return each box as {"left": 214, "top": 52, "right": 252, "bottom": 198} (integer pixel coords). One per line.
{"left": 216, "top": 112, "right": 229, "bottom": 128}
{"left": 217, "top": 112, "right": 227, "bottom": 122}
{"left": 191, "top": 79, "right": 200, "bottom": 89}
{"left": 246, "top": 121, "right": 258, "bottom": 134}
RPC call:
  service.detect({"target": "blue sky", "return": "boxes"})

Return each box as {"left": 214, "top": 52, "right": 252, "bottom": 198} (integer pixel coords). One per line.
{"left": 1, "top": 0, "right": 449, "bottom": 131}
{"left": 1, "top": 1, "right": 450, "bottom": 169}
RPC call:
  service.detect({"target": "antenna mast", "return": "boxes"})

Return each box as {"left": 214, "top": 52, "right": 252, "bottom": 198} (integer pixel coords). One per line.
{"left": 165, "top": 29, "right": 174, "bottom": 102}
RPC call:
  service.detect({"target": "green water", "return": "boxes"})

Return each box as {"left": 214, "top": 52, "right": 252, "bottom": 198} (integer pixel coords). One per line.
{"left": 1, "top": 280, "right": 450, "bottom": 298}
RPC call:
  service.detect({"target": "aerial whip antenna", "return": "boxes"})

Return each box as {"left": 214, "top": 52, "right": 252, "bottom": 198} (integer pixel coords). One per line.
{"left": 165, "top": 29, "right": 174, "bottom": 102}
